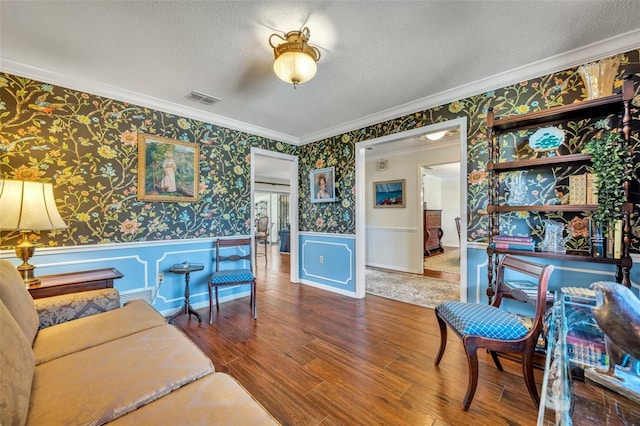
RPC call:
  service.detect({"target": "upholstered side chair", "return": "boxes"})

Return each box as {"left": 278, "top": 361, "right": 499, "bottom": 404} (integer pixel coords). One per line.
{"left": 434, "top": 255, "right": 554, "bottom": 411}
{"left": 208, "top": 238, "right": 256, "bottom": 323}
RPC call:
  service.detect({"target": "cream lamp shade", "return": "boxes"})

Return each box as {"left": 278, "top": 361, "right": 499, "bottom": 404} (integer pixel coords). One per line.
{"left": 0, "top": 179, "right": 67, "bottom": 285}
{"left": 269, "top": 27, "right": 321, "bottom": 88}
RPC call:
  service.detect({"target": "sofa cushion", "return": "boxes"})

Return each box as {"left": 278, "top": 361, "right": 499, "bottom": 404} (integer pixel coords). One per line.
{"left": 33, "top": 299, "right": 166, "bottom": 365}
{"left": 34, "top": 288, "right": 120, "bottom": 329}
{"left": 27, "top": 325, "right": 214, "bottom": 425}
{"left": 0, "top": 299, "right": 35, "bottom": 426}
{"left": 109, "top": 373, "right": 279, "bottom": 425}
{"left": 0, "top": 259, "right": 39, "bottom": 345}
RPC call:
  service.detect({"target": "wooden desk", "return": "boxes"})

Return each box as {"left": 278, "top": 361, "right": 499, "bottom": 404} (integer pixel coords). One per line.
{"left": 28, "top": 268, "right": 124, "bottom": 299}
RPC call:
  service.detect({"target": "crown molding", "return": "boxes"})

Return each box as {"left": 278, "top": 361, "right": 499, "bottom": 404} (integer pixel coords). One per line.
{"left": 0, "top": 59, "right": 299, "bottom": 145}
{"left": 298, "top": 28, "right": 640, "bottom": 145}
{"left": 2, "top": 28, "right": 639, "bottom": 147}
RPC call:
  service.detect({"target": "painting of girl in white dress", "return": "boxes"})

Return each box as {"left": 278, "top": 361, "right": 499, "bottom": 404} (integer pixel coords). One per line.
{"left": 137, "top": 133, "right": 199, "bottom": 202}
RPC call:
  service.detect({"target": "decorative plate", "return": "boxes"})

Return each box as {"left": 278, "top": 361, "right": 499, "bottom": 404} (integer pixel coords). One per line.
{"left": 529, "top": 126, "right": 564, "bottom": 154}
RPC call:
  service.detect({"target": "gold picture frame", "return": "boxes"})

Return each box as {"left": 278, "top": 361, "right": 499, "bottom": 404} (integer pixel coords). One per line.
{"left": 137, "top": 133, "right": 199, "bottom": 202}
{"left": 373, "top": 179, "right": 406, "bottom": 208}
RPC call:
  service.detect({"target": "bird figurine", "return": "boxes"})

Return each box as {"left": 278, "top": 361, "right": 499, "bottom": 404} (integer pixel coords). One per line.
{"left": 590, "top": 281, "right": 640, "bottom": 378}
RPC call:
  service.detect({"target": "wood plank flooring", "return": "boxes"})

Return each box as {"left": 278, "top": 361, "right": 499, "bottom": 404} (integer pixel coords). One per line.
{"left": 173, "top": 246, "right": 542, "bottom": 425}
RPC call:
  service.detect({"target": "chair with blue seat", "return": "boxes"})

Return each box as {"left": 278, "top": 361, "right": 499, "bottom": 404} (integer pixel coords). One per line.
{"left": 208, "top": 238, "right": 257, "bottom": 323}
{"left": 434, "top": 255, "right": 554, "bottom": 411}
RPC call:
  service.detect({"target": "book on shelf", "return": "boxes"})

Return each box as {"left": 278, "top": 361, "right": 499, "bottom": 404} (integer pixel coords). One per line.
{"left": 606, "top": 227, "right": 615, "bottom": 258}
{"left": 586, "top": 173, "right": 598, "bottom": 204}
{"left": 568, "top": 173, "right": 598, "bottom": 205}
{"left": 614, "top": 219, "right": 622, "bottom": 259}
{"left": 493, "top": 235, "right": 534, "bottom": 243}
{"left": 491, "top": 242, "right": 535, "bottom": 251}
{"left": 569, "top": 174, "right": 587, "bottom": 205}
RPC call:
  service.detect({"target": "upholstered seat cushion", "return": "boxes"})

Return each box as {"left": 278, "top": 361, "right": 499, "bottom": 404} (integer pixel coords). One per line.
{"left": 436, "top": 301, "right": 528, "bottom": 340}
{"left": 33, "top": 299, "right": 167, "bottom": 365}
{"left": 27, "top": 325, "right": 214, "bottom": 425}
{"left": 210, "top": 269, "right": 254, "bottom": 284}
{"left": 109, "top": 373, "right": 279, "bottom": 425}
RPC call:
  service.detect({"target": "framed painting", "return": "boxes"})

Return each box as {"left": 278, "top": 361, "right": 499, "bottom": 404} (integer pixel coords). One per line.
{"left": 310, "top": 167, "right": 336, "bottom": 203}
{"left": 137, "top": 133, "right": 199, "bottom": 202}
{"left": 373, "top": 179, "right": 406, "bottom": 208}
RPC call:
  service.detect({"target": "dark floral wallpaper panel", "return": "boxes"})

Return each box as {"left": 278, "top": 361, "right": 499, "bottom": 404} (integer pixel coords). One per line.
{"left": 0, "top": 74, "right": 297, "bottom": 248}
{"left": 1, "top": 49, "right": 639, "bottom": 252}
{"left": 298, "top": 49, "right": 640, "bottom": 251}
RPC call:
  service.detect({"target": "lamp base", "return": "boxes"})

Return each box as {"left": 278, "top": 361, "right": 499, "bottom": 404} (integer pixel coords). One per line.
{"left": 17, "top": 263, "right": 41, "bottom": 287}
{"left": 15, "top": 231, "right": 41, "bottom": 287}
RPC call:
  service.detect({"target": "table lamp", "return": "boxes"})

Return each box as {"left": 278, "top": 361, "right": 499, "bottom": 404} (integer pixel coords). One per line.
{"left": 0, "top": 179, "right": 68, "bottom": 286}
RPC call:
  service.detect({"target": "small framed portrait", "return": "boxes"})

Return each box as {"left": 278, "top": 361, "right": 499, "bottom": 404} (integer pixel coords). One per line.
{"left": 137, "top": 133, "right": 199, "bottom": 202}
{"left": 373, "top": 179, "right": 406, "bottom": 208}
{"left": 310, "top": 167, "right": 336, "bottom": 203}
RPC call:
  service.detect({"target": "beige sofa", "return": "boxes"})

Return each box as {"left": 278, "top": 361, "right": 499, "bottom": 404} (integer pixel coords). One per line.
{"left": 0, "top": 260, "right": 278, "bottom": 425}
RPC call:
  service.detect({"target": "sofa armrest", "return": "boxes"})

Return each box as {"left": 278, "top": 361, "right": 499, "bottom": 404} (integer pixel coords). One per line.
{"left": 34, "top": 288, "right": 120, "bottom": 329}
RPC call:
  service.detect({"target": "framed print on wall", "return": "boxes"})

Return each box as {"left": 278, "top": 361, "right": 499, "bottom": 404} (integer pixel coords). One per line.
{"left": 137, "top": 133, "right": 199, "bottom": 202}
{"left": 310, "top": 166, "right": 336, "bottom": 203}
{"left": 373, "top": 179, "right": 406, "bottom": 208}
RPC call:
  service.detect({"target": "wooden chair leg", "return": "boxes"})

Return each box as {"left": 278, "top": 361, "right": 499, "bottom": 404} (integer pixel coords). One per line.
{"left": 215, "top": 287, "right": 220, "bottom": 311}
{"left": 252, "top": 280, "right": 257, "bottom": 319}
{"left": 489, "top": 350, "right": 504, "bottom": 371}
{"left": 434, "top": 311, "right": 448, "bottom": 366}
{"left": 207, "top": 283, "right": 214, "bottom": 324}
{"left": 522, "top": 350, "right": 540, "bottom": 407}
{"left": 462, "top": 339, "right": 480, "bottom": 411}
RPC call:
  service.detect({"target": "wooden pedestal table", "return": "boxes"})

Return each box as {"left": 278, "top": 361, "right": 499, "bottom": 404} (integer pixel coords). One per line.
{"left": 167, "top": 263, "right": 204, "bottom": 324}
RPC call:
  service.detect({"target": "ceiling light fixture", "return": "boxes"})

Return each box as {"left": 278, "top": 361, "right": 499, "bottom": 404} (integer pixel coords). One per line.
{"left": 425, "top": 130, "right": 448, "bottom": 141}
{"left": 269, "top": 27, "right": 321, "bottom": 89}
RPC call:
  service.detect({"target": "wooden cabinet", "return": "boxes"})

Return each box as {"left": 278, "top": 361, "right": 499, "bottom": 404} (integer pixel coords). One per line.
{"left": 486, "top": 78, "right": 635, "bottom": 299}
{"left": 28, "top": 268, "right": 124, "bottom": 299}
{"left": 424, "top": 209, "right": 444, "bottom": 256}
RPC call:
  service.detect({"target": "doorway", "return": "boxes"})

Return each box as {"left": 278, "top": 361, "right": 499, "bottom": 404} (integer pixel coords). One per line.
{"left": 355, "top": 117, "right": 468, "bottom": 301}
{"left": 250, "top": 147, "right": 299, "bottom": 283}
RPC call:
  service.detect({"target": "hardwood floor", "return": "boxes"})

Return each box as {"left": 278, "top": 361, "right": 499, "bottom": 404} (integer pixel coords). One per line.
{"left": 174, "top": 246, "right": 542, "bottom": 425}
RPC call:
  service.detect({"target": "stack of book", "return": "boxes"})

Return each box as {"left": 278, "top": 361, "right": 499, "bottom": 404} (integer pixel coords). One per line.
{"left": 492, "top": 235, "right": 535, "bottom": 251}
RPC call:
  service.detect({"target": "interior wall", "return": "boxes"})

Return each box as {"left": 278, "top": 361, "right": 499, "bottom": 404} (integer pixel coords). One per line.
{"left": 423, "top": 171, "right": 461, "bottom": 248}
{"left": 365, "top": 144, "right": 460, "bottom": 272}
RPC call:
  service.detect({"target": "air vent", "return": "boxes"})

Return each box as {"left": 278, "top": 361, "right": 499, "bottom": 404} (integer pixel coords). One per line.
{"left": 186, "top": 90, "right": 221, "bottom": 106}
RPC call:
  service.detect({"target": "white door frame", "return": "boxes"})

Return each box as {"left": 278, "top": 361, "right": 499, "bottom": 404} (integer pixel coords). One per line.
{"left": 355, "top": 117, "right": 468, "bottom": 300}
{"left": 251, "top": 147, "right": 299, "bottom": 283}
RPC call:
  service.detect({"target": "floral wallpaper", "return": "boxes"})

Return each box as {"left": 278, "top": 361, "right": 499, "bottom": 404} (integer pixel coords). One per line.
{"left": 2, "top": 49, "right": 639, "bottom": 252}
{"left": 0, "top": 74, "right": 297, "bottom": 249}
{"left": 299, "top": 49, "right": 640, "bottom": 251}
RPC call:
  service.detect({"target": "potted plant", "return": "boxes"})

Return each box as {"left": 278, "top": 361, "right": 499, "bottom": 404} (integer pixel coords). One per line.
{"left": 583, "top": 130, "right": 630, "bottom": 234}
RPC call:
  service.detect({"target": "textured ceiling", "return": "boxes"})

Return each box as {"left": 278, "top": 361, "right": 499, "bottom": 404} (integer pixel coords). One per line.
{"left": 1, "top": 1, "right": 640, "bottom": 146}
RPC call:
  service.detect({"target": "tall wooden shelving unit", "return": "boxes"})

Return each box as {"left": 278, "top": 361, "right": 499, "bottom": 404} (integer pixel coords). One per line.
{"left": 486, "top": 79, "right": 635, "bottom": 300}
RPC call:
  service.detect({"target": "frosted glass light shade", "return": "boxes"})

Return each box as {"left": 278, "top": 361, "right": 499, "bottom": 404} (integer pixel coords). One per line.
{"left": 273, "top": 51, "right": 318, "bottom": 86}
{"left": 425, "top": 131, "right": 447, "bottom": 141}
{"left": 0, "top": 179, "right": 67, "bottom": 231}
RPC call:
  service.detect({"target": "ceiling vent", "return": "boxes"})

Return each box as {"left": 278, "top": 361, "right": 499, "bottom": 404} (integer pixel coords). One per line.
{"left": 186, "top": 90, "right": 221, "bottom": 106}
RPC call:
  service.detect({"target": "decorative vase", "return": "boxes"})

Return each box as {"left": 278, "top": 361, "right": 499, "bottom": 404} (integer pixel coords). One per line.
{"left": 577, "top": 55, "right": 621, "bottom": 100}
{"left": 505, "top": 171, "right": 528, "bottom": 206}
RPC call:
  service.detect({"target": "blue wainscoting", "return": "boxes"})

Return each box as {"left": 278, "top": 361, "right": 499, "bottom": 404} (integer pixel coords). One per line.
{"left": 0, "top": 237, "right": 254, "bottom": 317}
{"left": 299, "top": 232, "right": 356, "bottom": 296}
{"left": 465, "top": 245, "right": 640, "bottom": 314}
